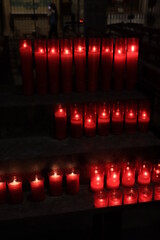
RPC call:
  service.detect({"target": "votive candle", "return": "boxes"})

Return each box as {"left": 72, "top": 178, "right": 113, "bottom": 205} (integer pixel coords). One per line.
{"left": 66, "top": 169, "right": 80, "bottom": 194}
{"left": 138, "top": 185, "right": 153, "bottom": 203}
{"left": 108, "top": 189, "right": 122, "bottom": 206}
{"left": 30, "top": 174, "right": 45, "bottom": 201}
{"left": 94, "top": 190, "right": 108, "bottom": 208}
{"left": 123, "top": 187, "right": 138, "bottom": 205}
{"left": 106, "top": 162, "right": 120, "bottom": 189}
{"left": 7, "top": 175, "right": 23, "bottom": 204}
{"left": 48, "top": 169, "right": 63, "bottom": 196}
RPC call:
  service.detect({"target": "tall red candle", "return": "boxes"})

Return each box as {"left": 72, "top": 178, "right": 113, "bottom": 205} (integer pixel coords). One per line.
{"left": 30, "top": 174, "right": 45, "bottom": 201}
{"left": 152, "top": 162, "right": 160, "bottom": 183}
{"left": 123, "top": 187, "right": 138, "bottom": 205}
{"left": 90, "top": 167, "right": 104, "bottom": 192}
{"left": 94, "top": 190, "right": 108, "bottom": 208}
{"left": 7, "top": 176, "right": 23, "bottom": 204}
{"left": 111, "top": 101, "right": 124, "bottom": 135}
{"left": 125, "top": 101, "right": 137, "bottom": 134}
{"left": 19, "top": 39, "right": 34, "bottom": 95}
{"left": 66, "top": 169, "right": 80, "bottom": 195}
{"left": 34, "top": 39, "right": 47, "bottom": 95}
{"left": 98, "top": 102, "right": 110, "bottom": 136}
{"left": 48, "top": 169, "right": 63, "bottom": 196}
{"left": 113, "top": 38, "right": 126, "bottom": 91}
{"left": 84, "top": 103, "right": 97, "bottom": 137}
{"left": 108, "top": 189, "right": 122, "bottom": 206}
{"left": 87, "top": 38, "right": 100, "bottom": 92}
{"left": 54, "top": 104, "right": 67, "bottom": 140}
{"left": 70, "top": 103, "right": 83, "bottom": 138}
{"left": 126, "top": 38, "right": 139, "bottom": 90}
{"left": 106, "top": 162, "right": 120, "bottom": 189}
{"left": 138, "top": 185, "right": 153, "bottom": 203}
{"left": 137, "top": 161, "right": 152, "bottom": 185}
{"left": 100, "top": 38, "right": 113, "bottom": 91}
{"left": 60, "top": 39, "right": 73, "bottom": 93}
{"left": 74, "top": 38, "right": 86, "bottom": 92}
{"left": 154, "top": 184, "right": 160, "bottom": 200}
{"left": 138, "top": 101, "right": 151, "bottom": 132}
{"left": 47, "top": 39, "right": 60, "bottom": 94}
{"left": 121, "top": 161, "right": 136, "bottom": 187}
{"left": 0, "top": 176, "right": 7, "bottom": 204}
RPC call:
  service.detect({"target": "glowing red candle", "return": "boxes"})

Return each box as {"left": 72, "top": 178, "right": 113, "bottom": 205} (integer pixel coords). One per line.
{"left": 108, "top": 189, "right": 122, "bottom": 206}
{"left": 106, "top": 163, "right": 120, "bottom": 189}
{"left": 87, "top": 38, "right": 100, "bottom": 92}
{"left": 90, "top": 167, "right": 104, "bottom": 192}
{"left": 0, "top": 176, "right": 7, "bottom": 204}
{"left": 47, "top": 39, "right": 60, "bottom": 94}
{"left": 138, "top": 101, "right": 151, "bottom": 132}
{"left": 126, "top": 38, "right": 139, "bottom": 90}
{"left": 138, "top": 185, "right": 153, "bottom": 203}
{"left": 30, "top": 174, "right": 45, "bottom": 201}
{"left": 154, "top": 184, "right": 160, "bottom": 200}
{"left": 84, "top": 103, "right": 97, "bottom": 137}
{"left": 121, "top": 161, "right": 136, "bottom": 187}
{"left": 34, "top": 40, "right": 47, "bottom": 95}
{"left": 54, "top": 104, "right": 67, "bottom": 140}
{"left": 137, "top": 161, "right": 152, "bottom": 185}
{"left": 7, "top": 176, "right": 23, "bottom": 204}
{"left": 48, "top": 169, "right": 63, "bottom": 196}
{"left": 125, "top": 101, "right": 137, "bottom": 134}
{"left": 94, "top": 190, "right": 108, "bottom": 208}
{"left": 60, "top": 39, "right": 73, "bottom": 93}
{"left": 113, "top": 38, "right": 126, "bottom": 91}
{"left": 19, "top": 40, "right": 34, "bottom": 95}
{"left": 100, "top": 38, "right": 113, "bottom": 91}
{"left": 123, "top": 188, "right": 138, "bottom": 205}
{"left": 111, "top": 101, "right": 124, "bottom": 135}
{"left": 152, "top": 162, "right": 160, "bottom": 183}
{"left": 66, "top": 169, "right": 80, "bottom": 195}
{"left": 98, "top": 102, "right": 110, "bottom": 136}
{"left": 70, "top": 103, "right": 83, "bottom": 138}
{"left": 74, "top": 38, "right": 86, "bottom": 92}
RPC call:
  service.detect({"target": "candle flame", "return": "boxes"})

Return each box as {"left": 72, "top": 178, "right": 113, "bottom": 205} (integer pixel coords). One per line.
{"left": 93, "top": 46, "right": 96, "bottom": 52}
{"left": 131, "top": 46, "right": 135, "bottom": 52}
{"left": 142, "top": 112, "right": 146, "bottom": 118}
{"left": 113, "top": 173, "right": 117, "bottom": 179}
{"left": 40, "top": 48, "right": 43, "bottom": 53}
{"left": 75, "top": 114, "right": 79, "bottom": 119}
{"left": 116, "top": 111, "right": 120, "bottom": 116}
{"left": 118, "top": 49, "right": 121, "bottom": 54}
{"left": 23, "top": 42, "right": 27, "bottom": 48}
{"left": 35, "top": 175, "right": 39, "bottom": 181}
{"left": 102, "top": 112, "right": 106, "bottom": 117}
{"left": 129, "top": 112, "right": 133, "bottom": 117}
{"left": 78, "top": 46, "right": 82, "bottom": 52}
{"left": 51, "top": 48, "right": 55, "bottom": 53}
{"left": 144, "top": 172, "right": 148, "bottom": 176}
{"left": 59, "top": 108, "right": 63, "bottom": 113}
{"left": 106, "top": 48, "right": 109, "bottom": 52}
{"left": 88, "top": 118, "right": 91, "bottom": 123}
{"left": 65, "top": 49, "right": 69, "bottom": 54}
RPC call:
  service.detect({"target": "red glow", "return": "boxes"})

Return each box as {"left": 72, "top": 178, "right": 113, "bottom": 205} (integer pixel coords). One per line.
{"left": 39, "top": 48, "right": 44, "bottom": 53}
{"left": 106, "top": 48, "right": 109, "bottom": 53}
{"left": 79, "top": 19, "right": 84, "bottom": 23}
{"left": 90, "top": 168, "right": 104, "bottom": 191}
{"left": 116, "top": 111, "right": 120, "bottom": 116}
{"left": 23, "top": 42, "right": 27, "bottom": 48}
{"left": 118, "top": 49, "right": 121, "bottom": 54}
{"left": 94, "top": 191, "right": 108, "bottom": 208}
{"left": 78, "top": 46, "right": 82, "bottom": 52}
{"left": 51, "top": 48, "right": 55, "bottom": 53}
{"left": 92, "top": 46, "right": 96, "bottom": 52}
{"left": 131, "top": 45, "right": 135, "bottom": 52}
{"left": 65, "top": 49, "right": 69, "bottom": 54}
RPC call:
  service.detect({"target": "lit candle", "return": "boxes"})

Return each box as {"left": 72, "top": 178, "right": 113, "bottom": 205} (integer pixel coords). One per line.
{"left": 108, "top": 189, "right": 122, "bottom": 206}
{"left": 154, "top": 184, "right": 160, "bottom": 200}
{"left": 70, "top": 104, "right": 83, "bottom": 138}
{"left": 84, "top": 103, "right": 97, "bottom": 137}
{"left": 121, "top": 162, "right": 135, "bottom": 187}
{"left": 87, "top": 38, "right": 100, "bottom": 92}
{"left": 123, "top": 188, "right": 138, "bottom": 205}
{"left": 106, "top": 163, "right": 120, "bottom": 189}
{"left": 7, "top": 176, "right": 23, "bottom": 204}
{"left": 138, "top": 185, "right": 153, "bottom": 203}
{"left": 47, "top": 39, "right": 60, "bottom": 94}
{"left": 98, "top": 102, "right": 110, "bottom": 136}
{"left": 152, "top": 163, "right": 160, "bottom": 183}
{"left": 19, "top": 40, "right": 34, "bottom": 95}
{"left": 90, "top": 167, "right": 104, "bottom": 192}
{"left": 138, "top": 101, "right": 151, "bottom": 132}
{"left": 0, "top": 176, "right": 7, "bottom": 204}
{"left": 54, "top": 104, "right": 67, "bottom": 140}
{"left": 30, "top": 174, "right": 45, "bottom": 201}
{"left": 66, "top": 169, "right": 80, "bottom": 194}
{"left": 125, "top": 101, "right": 137, "bottom": 134}
{"left": 48, "top": 169, "right": 63, "bottom": 196}
{"left": 137, "top": 161, "right": 152, "bottom": 185}
{"left": 111, "top": 101, "right": 124, "bottom": 135}
{"left": 94, "top": 190, "right": 108, "bottom": 208}
{"left": 60, "top": 39, "right": 73, "bottom": 93}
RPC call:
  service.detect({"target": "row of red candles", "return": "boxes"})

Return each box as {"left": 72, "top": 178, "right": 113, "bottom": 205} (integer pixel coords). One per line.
{"left": 19, "top": 37, "right": 139, "bottom": 95}
{"left": 53, "top": 100, "right": 151, "bottom": 139}
{"left": 0, "top": 160, "right": 160, "bottom": 205}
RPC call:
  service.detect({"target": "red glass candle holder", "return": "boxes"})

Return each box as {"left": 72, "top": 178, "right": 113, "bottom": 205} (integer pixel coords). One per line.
{"left": 152, "top": 162, "right": 160, "bottom": 183}
{"left": 106, "top": 162, "right": 121, "bottom": 189}
{"left": 100, "top": 38, "right": 113, "bottom": 91}
{"left": 60, "top": 38, "right": 73, "bottom": 93}
{"left": 154, "top": 184, "right": 160, "bottom": 200}
{"left": 48, "top": 169, "right": 63, "bottom": 196}
{"left": 97, "top": 102, "right": 110, "bottom": 136}
{"left": 121, "top": 161, "right": 136, "bottom": 187}
{"left": 70, "top": 103, "right": 83, "bottom": 138}
{"left": 108, "top": 189, "right": 122, "bottom": 206}
{"left": 74, "top": 38, "right": 86, "bottom": 92}
{"left": 113, "top": 38, "right": 126, "bottom": 91}
{"left": 47, "top": 39, "right": 60, "bottom": 94}
{"left": 138, "top": 185, "right": 153, "bottom": 203}
{"left": 94, "top": 190, "right": 108, "bottom": 208}
{"left": 0, "top": 176, "right": 7, "bottom": 204}
{"left": 29, "top": 174, "right": 45, "bottom": 201}
{"left": 7, "top": 175, "right": 23, "bottom": 204}
{"left": 54, "top": 104, "right": 67, "bottom": 140}
{"left": 66, "top": 169, "right": 80, "bottom": 195}
{"left": 84, "top": 103, "right": 97, "bottom": 137}
{"left": 19, "top": 39, "right": 34, "bottom": 95}
{"left": 137, "top": 161, "right": 152, "bottom": 185}
{"left": 126, "top": 38, "right": 139, "bottom": 90}
{"left": 87, "top": 38, "right": 100, "bottom": 92}
{"left": 111, "top": 101, "right": 124, "bottom": 135}
{"left": 138, "top": 100, "right": 151, "bottom": 132}
{"left": 125, "top": 101, "right": 137, "bottom": 134}
{"left": 123, "top": 187, "right": 138, "bottom": 205}
{"left": 90, "top": 167, "right": 104, "bottom": 192}
{"left": 34, "top": 39, "right": 47, "bottom": 95}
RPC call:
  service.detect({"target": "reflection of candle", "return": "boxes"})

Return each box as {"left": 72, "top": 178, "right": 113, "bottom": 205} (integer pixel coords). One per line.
{"left": 138, "top": 186, "right": 153, "bottom": 203}
{"left": 94, "top": 190, "right": 108, "bottom": 208}
{"left": 123, "top": 188, "right": 138, "bottom": 205}
{"left": 138, "top": 105, "right": 150, "bottom": 132}
{"left": 66, "top": 170, "right": 80, "bottom": 194}
{"left": 7, "top": 176, "right": 23, "bottom": 204}
{"left": 108, "top": 189, "right": 122, "bottom": 206}
{"left": 152, "top": 163, "right": 160, "bottom": 183}
{"left": 0, "top": 177, "right": 7, "bottom": 204}
{"left": 154, "top": 184, "right": 160, "bottom": 200}
{"left": 84, "top": 104, "right": 96, "bottom": 137}
{"left": 111, "top": 102, "right": 124, "bottom": 135}
{"left": 90, "top": 168, "right": 104, "bottom": 191}
{"left": 106, "top": 163, "right": 120, "bottom": 189}
{"left": 70, "top": 104, "right": 83, "bottom": 138}
{"left": 19, "top": 40, "right": 34, "bottom": 95}
{"left": 137, "top": 162, "right": 152, "bottom": 185}
{"left": 48, "top": 169, "right": 63, "bottom": 196}
{"left": 98, "top": 102, "right": 110, "bottom": 136}
{"left": 54, "top": 105, "right": 67, "bottom": 140}
{"left": 30, "top": 174, "right": 45, "bottom": 201}
{"left": 121, "top": 162, "right": 135, "bottom": 187}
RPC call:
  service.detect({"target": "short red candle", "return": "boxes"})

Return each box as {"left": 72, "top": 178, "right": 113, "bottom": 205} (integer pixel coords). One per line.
{"left": 113, "top": 38, "right": 126, "bottom": 91}
{"left": 152, "top": 162, "right": 160, "bottom": 183}
{"left": 19, "top": 40, "right": 34, "bottom": 95}
{"left": 138, "top": 101, "right": 151, "bottom": 132}
{"left": 84, "top": 103, "right": 97, "bottom": 137}
{"left": 121, "top": 162, "right": 135, "bottom": 187}
{"left": 0, "top": 176, "right": 7, "bottom": 204}
{"left": 7, "top": 176, "right": 23, "bottom": 204}
{"left": 98, "top": 102, "right": 110, "bottom": 136}
{"left": 123, "top": 188, "right": 138, "bottom": 205}
{"left": 47, "top": 39, "right": 60, "bottom": 94}
{"left": 125, "top": 101, "right": 137, "bottom": 134}
{"left": 30, "top": 174, "right": 45, "bottom": 201}
{"left": 90, "top": 167, "right": 104, "bottom": 192}
{"left": 108, "top": 189, "right": 122, "bottom": 206}
{"left": 100, "top": 38, "right": 113, "bottom": 91}
{"left": 87, "top": 38, "right": 100, "bottom": 92}
{"left": 34, "top": 40, "right": 47, "bottom": 95}
{"left": 54, "top": 104, "right": 67, "bottom": 140}
{"left": 154, "top": 184, "right": 160, "bottom": 200}
{"left": 126, "top": 38, "right": 139, "bottom": 90}
{"left": 60, "top": 39, "right": 73, "bottom": 93}
{"left": 70, "top": 103, "right": 83, "bottom": 138}
{"left": 66, "top": 169, "right": 80, "bottom": 195}
{"left": 137, "top": 161, "right": 152, "bottom": 185}
{"left": 94, "top": 190, "right": 108, "bottom": 208}
{"left": 48, "top": 169, "right": 63, "bottom": 196}
{"left": 74, "top": 38, "right": 86, "bottom": 92}
{"left": 111, "top": 101, "right": 124, "bottom": 135}
{"left": 106, "top": 163, "right": 120, "bottom": 189}
{"left": 138, "top": 185, "right": 153, "bottom": 203}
